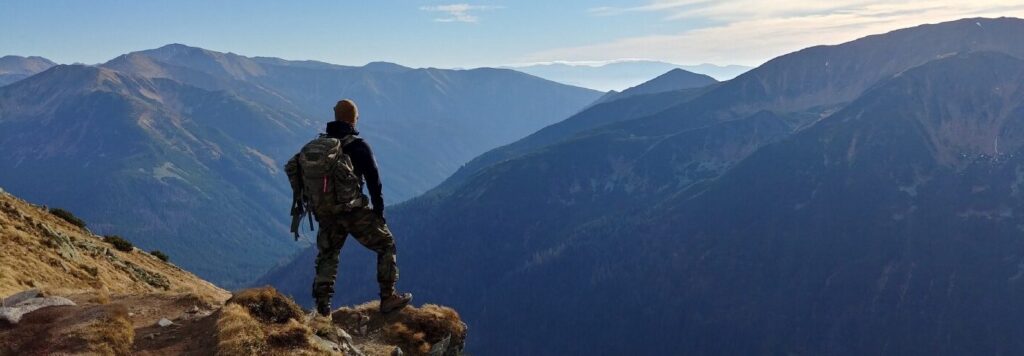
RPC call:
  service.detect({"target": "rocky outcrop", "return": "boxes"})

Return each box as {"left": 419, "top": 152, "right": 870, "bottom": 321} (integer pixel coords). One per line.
{"left": 332, "top": 301, "right": 468, "bottom": 356}
{"left": 216, "top": 286, "right": 466, "bottom": 356}
{"left": 0, "top": 169, "right": 466, "bottom": 355}
{"left": 0, "top": 289, "right": 75, "bottom": 325}
{"left": 0, "top": 283, "right": 466, "bottom": 355}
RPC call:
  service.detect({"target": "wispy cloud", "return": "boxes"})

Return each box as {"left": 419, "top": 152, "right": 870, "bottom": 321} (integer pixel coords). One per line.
{"left": 420, "top": 3, "right": 504, "bottom": 23}
{"left": 588, "top": 0, "right": 711, "bottom": 17}
{"left": 535, "top": 0, "right": 1024, "bottom": 66}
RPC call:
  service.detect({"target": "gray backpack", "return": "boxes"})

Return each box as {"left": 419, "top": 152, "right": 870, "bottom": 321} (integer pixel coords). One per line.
{"left": 297, "top": 135, "right": 368, "bottom": 217}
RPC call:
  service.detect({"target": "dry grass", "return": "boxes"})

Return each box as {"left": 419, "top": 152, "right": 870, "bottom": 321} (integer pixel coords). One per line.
{"left": 386, "top": 304, "right": 467, "bottom": 355}
{"left": 216, "top": 304, "right": 267, "bottom": 356}
{"left": 78, "top": 305, "right": 135, "bottom": 355}
{"left": 268, "top": 318, "right": 312, "bottom": 348}
{"left": 89, "top": 287, "right": 111, "bottom": 304}
{"left": 218, "top": 288, "right": 340, "bottom": 355}
{"left": 334, "top": 302, "right": 467, "bottom": 356}
{"left": 226, "top": 286, "right": 304, "bottom": 324}
{"left": 386, "top": 322, "right": 431, "bottom": 354}
{"left": 0, "top": 191, "right": 229, "bottom": 303}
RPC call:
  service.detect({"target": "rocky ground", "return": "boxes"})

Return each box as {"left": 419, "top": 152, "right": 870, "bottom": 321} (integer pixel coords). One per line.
{"left": 0, "top": 189, "right": 466, "bottom": 355}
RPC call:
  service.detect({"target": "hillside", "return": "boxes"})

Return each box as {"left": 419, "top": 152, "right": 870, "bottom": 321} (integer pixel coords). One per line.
{"left": 625, "top": 51, "right": 1024, "bottom": 354}
{"left": 260, "top": 17, "right": 1024, "bottom": 354}
{"left": 0, "top": 187, "right": 226, "bottom": 300}
{"left": 435, "top": 77, "right": 719, "bottom": 192}
{"left": 0, "top": 64, "right": 306, "bottom": 288}
{"left": 0, "top": 188, "right": 466, "bottom": 355}
{"left": 0, "top": 45, "right": 601, "bottom": 287}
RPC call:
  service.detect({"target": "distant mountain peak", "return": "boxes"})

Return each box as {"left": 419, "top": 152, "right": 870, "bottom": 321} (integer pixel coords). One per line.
{"left": 148, "top": 43, "right": 209, "bottom": 56}
{"left": 645, "top": 67, "right": 715, "bottom": 84}
{"left": 128, "top": 44, "right": 266, "bottom": 80}
{"left": 362, "top": 61, "right": 411, "bottom": 73}
{"left": 0, "top": 55, "right": 58, "bottom": 86}
{"left": 592, "top": 67, "right": 717, "bottom": 105}
{"left": 0, "top": 55, "right": 56, "bottom": 67}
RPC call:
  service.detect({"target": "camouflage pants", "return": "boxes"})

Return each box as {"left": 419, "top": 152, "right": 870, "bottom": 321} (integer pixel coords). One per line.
{"left": 312, "top": 208, "right": 398, "bottom": 303}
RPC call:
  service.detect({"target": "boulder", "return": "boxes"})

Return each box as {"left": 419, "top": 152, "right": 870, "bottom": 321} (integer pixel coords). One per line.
{"left": 310, "top": 334, "right": 343, "bottom": 354}
{"left": 1, "top": 289, "right": 42, "bottom": 307}
{"left": 0, "top": 294, "right": 75, "bottom": 324}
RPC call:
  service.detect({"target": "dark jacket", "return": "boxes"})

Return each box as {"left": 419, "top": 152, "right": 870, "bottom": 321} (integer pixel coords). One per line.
{"left": 325, "top": 121, "right": 385, "bottom": 215}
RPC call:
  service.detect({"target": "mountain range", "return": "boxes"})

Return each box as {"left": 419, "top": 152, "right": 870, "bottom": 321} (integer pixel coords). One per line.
{"left": 0, "top": 45, "right": 601, "bottom": 287}
{"left": 260, "top": 17, "right": 1024, "bottom": 354}
{"left": 510, "top": 60, "right": 751, "bottom": 91}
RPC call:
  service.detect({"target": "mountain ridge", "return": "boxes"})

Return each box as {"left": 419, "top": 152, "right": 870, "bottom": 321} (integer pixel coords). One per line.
{"left": 0, "top": 44, "right": 601, "bottom": 287}
{"left": 510, "top": 60, "right": 751, "bottom": 90}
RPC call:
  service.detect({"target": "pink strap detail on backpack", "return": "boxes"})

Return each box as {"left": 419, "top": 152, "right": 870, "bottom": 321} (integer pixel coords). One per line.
{"left": 322, "top": 176, "right": 328, "bottom": 193}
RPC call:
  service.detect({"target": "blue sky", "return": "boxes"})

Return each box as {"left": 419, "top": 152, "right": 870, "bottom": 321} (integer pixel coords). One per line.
{"left": 3, "top": 1, "right": 1023, "bottom": 68}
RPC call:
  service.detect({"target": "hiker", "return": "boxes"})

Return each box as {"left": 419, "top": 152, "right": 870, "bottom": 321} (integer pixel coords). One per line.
{"left": 284, "top": 99, "right": 413, "bottom": 316}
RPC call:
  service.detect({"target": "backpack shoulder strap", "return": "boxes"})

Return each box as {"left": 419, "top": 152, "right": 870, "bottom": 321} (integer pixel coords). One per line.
{"left": 338, "top": 135, "right": 359, "bottom": 148}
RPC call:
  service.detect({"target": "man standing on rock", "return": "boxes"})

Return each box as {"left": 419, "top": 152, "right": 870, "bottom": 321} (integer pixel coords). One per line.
{"left": 285, "top": 99, "right": 412, "bottom": 316}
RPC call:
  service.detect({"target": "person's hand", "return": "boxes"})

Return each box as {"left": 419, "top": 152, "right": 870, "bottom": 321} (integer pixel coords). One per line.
{"left": 374, "top": 207, "right": 386, "bottom": 224}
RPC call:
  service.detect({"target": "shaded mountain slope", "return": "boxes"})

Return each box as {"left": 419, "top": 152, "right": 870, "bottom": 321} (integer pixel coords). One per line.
{"left": 0, "top": 65, "right": 307, "bottom": 287}
{"left": 613, "top": 51, "right": 1024, "bottom": 355}
{"left": 436, "top": 50, "right": 1024, "bottom": 355}
{"left": 436, "top": 83, "right": 718, "bottom": 192}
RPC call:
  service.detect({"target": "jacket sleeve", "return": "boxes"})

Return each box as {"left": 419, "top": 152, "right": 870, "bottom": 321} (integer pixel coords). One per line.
{"left": 350, "top": 140, "right": 385, "bottom": 213}
{"left": 284, "top": 154, "right": 302, "bottom": 197}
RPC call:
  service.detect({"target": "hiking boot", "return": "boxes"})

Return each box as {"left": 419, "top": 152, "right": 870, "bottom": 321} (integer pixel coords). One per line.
{"left": 379, "top": 292, "right": 413, "bottom": 313}
{"left": 316, "top": 299, "right": 332, "bottom": 317}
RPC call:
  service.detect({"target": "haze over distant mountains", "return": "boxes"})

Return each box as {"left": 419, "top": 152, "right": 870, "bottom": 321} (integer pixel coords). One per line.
{"left": 261, "top": 17, "right": 1024, "bottom": 354}
{"left": 0, "top": 55, "right": 56, "bottom": 86}
{"left": 510, "top": 60, "right": 751, "bottom": 91}
{"left": 0, "top": 44, "right": 600, "bottom": 287}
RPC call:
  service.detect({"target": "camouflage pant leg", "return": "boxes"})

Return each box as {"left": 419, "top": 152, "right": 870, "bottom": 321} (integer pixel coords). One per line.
{"left": 312, "top": 218, "right": 348, "bottom": 303}
{"left": 342, "top": 208, "right": 399, "bottom": 297}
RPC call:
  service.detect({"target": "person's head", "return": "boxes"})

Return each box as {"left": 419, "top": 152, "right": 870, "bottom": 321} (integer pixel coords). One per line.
{"left": 334, "top": 99, "right": 359, "bottom": 125}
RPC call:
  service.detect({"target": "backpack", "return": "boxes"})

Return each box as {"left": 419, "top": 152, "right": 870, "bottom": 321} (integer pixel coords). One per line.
{"left": 297, "top": 134, "right": 368, "bottom": 217}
